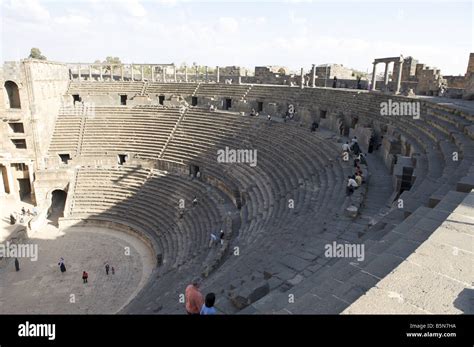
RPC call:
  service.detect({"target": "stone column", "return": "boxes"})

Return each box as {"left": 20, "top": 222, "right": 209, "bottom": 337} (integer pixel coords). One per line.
{"left": 162, "top": 66, "right": 166, "bottom": 83}
{"left": 383, "top": 62, "right": 390, "bottom": 91}
{"left": 110, "top": 65, "right": 114, "bottom": 81}
{"left": 312, "top": 64, "right": 316, "bottom": 88}
{"left": 395, "top": 60, "right": 403, "bottom": 94}
{"left": 28, "top": 162, "right": 35, "bottom": 203}
{"left": 131, "top": 64, "right": 134, "bottom": 81}
{"left": 174, "top": 65, "right": 177, "bottom": 82}
{"left": 238, "top": 76, "right": 242, "bottom": 85}
{"left": 205, "top": 66, "right": 208, "bottom": 82}
{"left": 5, "top": 163, "right": 15, "bottom": 197}
{"left": 141, "top": 65, "right": 144, "bottom": 81}
{"left": 78, "top": 64, "right": 81, "bottom": 83}
{"left": 370, "top": 62, "right": 377, "bottom": 91}
{"left": 185, "top": 65, "right": 188, "bottom": 82}
{"left": 89, "top": 65, "right": 92, "bottom": 81}
{"left": 300, "top": 68, "right": 304, "bottom": 89}
{"left": 0, "top": 167, "right": 5, "bottom": 195}
{"left": 195, "top": 66, "right": 198, "bottom": 82}
{"left": 216, "top": 66, "right": 220, "bottom": 83}
{"left": 100, "top": 65, "right": 103, "bottom": 81}
{"left": 121, "top": 65, "right": 124, "bottom": 81}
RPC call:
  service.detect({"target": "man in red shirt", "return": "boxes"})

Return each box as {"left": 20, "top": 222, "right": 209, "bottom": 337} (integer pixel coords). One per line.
{"left": 185, "top": 278, "right": 204, "bottom": 315}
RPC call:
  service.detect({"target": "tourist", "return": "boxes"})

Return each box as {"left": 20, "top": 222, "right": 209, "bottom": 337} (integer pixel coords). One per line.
{"left": 250, "top": 108, "right": 256, "bottom": 117}
{"left": 333, "top": 76, "right": 337, "bottom": 88}
{"left": 185, "top": 278, "right": 204, "bottom": 315}
{"left": 105, "top": 263, "right": 110, "bottom": 275}
{"left": 21, "top": 207, "right": 26, "bottom": 215}
{"left": 339, "top": 122, "right": 345, "bottom": 136}
{"left": 200, "top": 293, "right": 217, "bottom": 315}
{"left": 351, "top": 136, "right": 358, "bottom": 145}
{"left": 352, "top": 141, "right": 361, "bottom": 156}
{"left": 58, "top": 257, "right": 66, "bottom": 273}
{"left": 179, "top": 209, "right": 184, "bottom": 219}
{"left": 15, "top": 258, "right": 20, "bottom": 272}
{"left": 219, "top": 230, "right": 225, "bottom": 245}
{"left": 192, "top": 196, "right": 198, "bottom": 206}
{"left": 311, "top": 121, "right": 318, "bottom": 132}
{"left": 346, "top": 175, "right": 358, "bottom": 196}
{"left": 82, "top": 271, "right": 88, "bottom": 283}
{"left": 27, "top": 209, "right": 31, "bottom": 216}
{"left": 209, "top": 233, "right": 217, "bottom": 248}
{"left": 355, "top": 153, "right": 367, "bottom": 165}
{"left": 10, "top": 213, "right": 16, "bottom": 225}
{"left": 196, "top": 170, "right": 201, "bottom": 179}
{"left": 355, "top": 173, "right": 363, "bottom": 186}
{"left": 342, "top": 142, "right": 350, "bottom": 153}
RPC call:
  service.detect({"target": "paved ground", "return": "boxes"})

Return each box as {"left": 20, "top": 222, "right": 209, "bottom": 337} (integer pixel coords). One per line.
{"left": 343, "top": 191, "right": 474, "bottom": 314}
{"left": 0, "top": 196, "right": 154, "bottom": 314}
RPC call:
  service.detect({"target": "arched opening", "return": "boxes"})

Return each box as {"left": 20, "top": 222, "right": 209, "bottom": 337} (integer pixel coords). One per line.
{"left": 48, "top": 189, "right": 67, "bottom": 226}
{"left": 4, "top": 81, "right": 21, "bottom": 109}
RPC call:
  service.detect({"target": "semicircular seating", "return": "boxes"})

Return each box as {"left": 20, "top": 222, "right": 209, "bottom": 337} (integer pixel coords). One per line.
{"left": 53, "top": 81, "right": 473, "bottom": 314}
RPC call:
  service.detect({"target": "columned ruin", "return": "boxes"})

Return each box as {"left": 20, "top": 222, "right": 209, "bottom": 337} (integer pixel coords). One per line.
{"left": 371, "top": 55, "right": 404, "bottom": 94}
{"left": 300, "top": 68, "right": 304, "bottom": 89}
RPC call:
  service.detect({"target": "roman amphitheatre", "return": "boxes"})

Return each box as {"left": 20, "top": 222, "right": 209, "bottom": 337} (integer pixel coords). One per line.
{"left": 0, "top": 56, "right": 472, "bottom": 314}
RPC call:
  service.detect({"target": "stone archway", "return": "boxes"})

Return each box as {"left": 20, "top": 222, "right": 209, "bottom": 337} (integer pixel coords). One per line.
{"left": 4, "top": 80, "right": 21, "bottom": 109}
{"left": 48, "top": 189, "right": 67, "bottom": 226}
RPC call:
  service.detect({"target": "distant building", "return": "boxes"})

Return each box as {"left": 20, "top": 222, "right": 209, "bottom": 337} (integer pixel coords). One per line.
{"left": 315, "top": 64, "right": 357, "bottom": 80}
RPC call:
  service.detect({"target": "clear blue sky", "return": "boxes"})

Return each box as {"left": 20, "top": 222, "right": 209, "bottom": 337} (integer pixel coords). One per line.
{"left": 1, "top": 0, "right": 472, "bottom": 75}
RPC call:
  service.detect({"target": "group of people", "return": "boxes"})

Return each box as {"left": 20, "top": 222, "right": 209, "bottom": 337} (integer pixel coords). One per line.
{"left": 56, "top": 257, "right": 116, "bottom": 284}
{"left": 185, "top": 278, "right": 217, "bottom": 315}
{"left": 81, "top": 263, "right": 115, "bottom": 283}
{"left": 343, "top": 136, "right": 367, "bottom": 196}
{"left": 9, "top": 206, "right": 37, "bottom": 225}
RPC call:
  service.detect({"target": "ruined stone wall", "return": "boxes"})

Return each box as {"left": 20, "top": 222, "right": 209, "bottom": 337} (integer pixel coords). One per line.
{"left": 444, "top": 75, "right": 466, "bottom": 89}
{"left": 463, "top": 53, "right": 474, "bottom": 100}
{"left": 315, "top": 64, "right": 355, "bottom": 80}
{"left": 0, "top": 59, "right": 69, "bottom": 202}
{"left": 415, "top": 64, "right": 445, "bottom": 96}
{"left": 392, "top": 56, "right": 418, "bottom": 82}
{"left": 0, "top": 62, "right": 34, "bottom": 160}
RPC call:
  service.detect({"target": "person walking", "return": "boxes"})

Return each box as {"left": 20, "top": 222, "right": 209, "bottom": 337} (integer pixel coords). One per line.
{"left": 200, "top": 293, "right": 217, "bottom": 315}
{"left": 58, "top": 257, "right": 66, "bottom": 273}
{"left": 82, "top": 271, "right": 88, "bottom": 283}
{"left": 15, "top": 258, "right": 20, "bottom": 271}
{"left": 219, "top": 230, "right": 225, "bottom": 245}
{"left": 208, "top": 233, "right": 217, "bottom": 248}
{"left": 105, "top": 263, "right": 110, "bottom": 275}
{"left": 185, "top": 278, "right": 204, "bottom": 315}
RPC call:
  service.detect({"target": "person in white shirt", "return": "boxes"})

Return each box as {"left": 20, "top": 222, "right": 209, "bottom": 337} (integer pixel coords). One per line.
{"left": 346, "top": 175, "right": 358, "bottom": 196}
{"left": 342, "top": 142, "right": 350, "bottom": 152}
